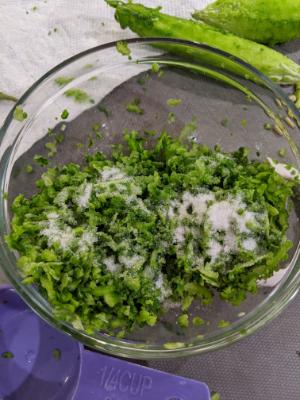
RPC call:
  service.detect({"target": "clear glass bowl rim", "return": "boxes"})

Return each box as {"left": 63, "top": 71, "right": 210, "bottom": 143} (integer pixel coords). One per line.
{"left": 0, "top": 37, "right": 299, "bottom": 360}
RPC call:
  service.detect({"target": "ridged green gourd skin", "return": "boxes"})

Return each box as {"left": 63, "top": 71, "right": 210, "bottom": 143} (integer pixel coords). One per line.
{"left": 106, "top": 1, "right": 300, "bottom": 85}
{"left": 192, "top": 0, "right": 300, "bottom": 45}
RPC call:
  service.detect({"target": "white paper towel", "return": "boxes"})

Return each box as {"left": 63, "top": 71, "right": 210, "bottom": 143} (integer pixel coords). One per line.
{"left": 0, "top": 0, "right": 211, "bottom": 127}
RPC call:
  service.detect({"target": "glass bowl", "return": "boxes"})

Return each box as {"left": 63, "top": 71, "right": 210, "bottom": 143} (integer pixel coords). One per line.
{"left": 0, "top": 38, "right": 300, "bottom": 360}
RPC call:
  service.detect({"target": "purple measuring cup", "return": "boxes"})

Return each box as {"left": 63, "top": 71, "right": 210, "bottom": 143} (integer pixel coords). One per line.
{"left": 0, "top": 285, "right": 210, "bottom": 400}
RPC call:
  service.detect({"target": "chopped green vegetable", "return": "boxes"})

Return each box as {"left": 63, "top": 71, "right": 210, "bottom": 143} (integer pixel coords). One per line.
{"left": 210, "top": 394, "right": 220, "bottom": 400}
{"left": 88, "top": 139, "right": 94, "bottom": 148}
{"left": 84, "top": 64, "right": 93, "bottom": 69}
{"left": 125, "top": 98, "right": 144, "bottom": 114}
{"left": 221, "top": 119, "right": 229, "bottom": 126}
{"left": 265, "top": 123, "right": 271, "bottom": 130}
{"left": 197, "top": 335, "right": 204, "bottom": 338}
{"left": 167, "top": 99, "right": 181, "bottom": 106}
{"left": 55, "top": 77, "right": 74, "bottom": 87}
{"left": 163, "top": 342, "right": 185, "bottom": 350}
{"left": 77, "top": 143, "right": 84, "bottom": 148}
{"left": 45, "top": 140, "right": 57, "bottom": 157}
{"left": 193, "top": 317, "right": 204, "bottom": 326}
{"left": 243, "top": 106, "right": 248, "bottom": 110}
{"left": 97, "top": 133, "right": 102, "bottom": 140}
{"left": 138, "top": 78, "right": 146, "bottom": 84}
{"left": 214, "top": 143, "right": 221, "bottom": 152}
{"left": 279, "top": 149, "right": 287, "bottom": 157}
{"left": 64, "top": 89, "right": 90, "bottom": 103}
{"left": 193, "top": 0, "right": 300, "bottom": 46}
{"left": 54, "top": 28, "right": 57, "bottom": 32}
{"left": 13, "top": 106, "right": 27, "bottom": 122}
{"left": 5, "top": 130, "right": 295, "bottom": 336}
{"left": 238, "top": 312, "right": 245, "bottom": 317}
{"left": 152, "top": 63, "right": 159, "bottom": 72}
{"left": 61, "top": 109, "right": 69, "bottom": 120}
{"left": 61, "top": 124, "right": 66, "bottom": 131}
{"left": 26, "top": 165, "right": 33, "bottom": 173}
{"left": 2, "top": 352, "right": 14, "bottom": 359}
{"left": 239, "top": 328, "right": 247, "bottom": 335}
{"left": 55, "top": 134, "right": 63, "bottom": 143}
{"left": 256, "top": 152, "right": 260, "bottom": 157}
{"left": 177, "top": 314, "right": 189, "bottom": 327}
{"left": 3, "top": 193, "right": 8, "bottom": 200}
{"left": 219, "top": 320, "right": 230, "bottom": 328}
{"left": 241, "top": 120, "right": 246, "bottom": 126}
{"left": 158, "top": 71, "right": 163, "bottom": 77}
{"left": 116, "top": 40, "right": 131, "bottom": 56}
{"left": 93, "top": 123, "right": 100, "bottom": 132}
{"left": 143, "top": 87, "right": 147, "bottom": 92}
{"left": 169, "top": 113, "right": 175, "bottom": 122}
{"left": 52, "top": 349, "right": 61, "bottom": 361}
{"left": 34, "top": 155, "right": 50, "bottom": 167}
{"left": 98, "top": 105, "right": 110, "bottom": 117}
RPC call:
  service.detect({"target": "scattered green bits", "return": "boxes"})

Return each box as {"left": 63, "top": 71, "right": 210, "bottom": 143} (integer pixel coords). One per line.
{"left": 116, "top": 40, "right": 131, "bottom": 56}
{"left": 152, "top": 63, "right": 159, "bottom": 72}
{"left": 247, "top": 95, "right": 252, "bottom": 102}
{"left": 2, "top": 352, "right": 14, "bottom": 359}
{"left": 52, "top": 349, "right": 61, "bottom": 361}
{"left": 61, "top": 124, "right": 66, "bottom": 131}
{"left": 54, "top": 28, "right": 57, "bottom": 32}
{"left": 102, "top": 22, "right": 105, "bottom": 26}
{"left": 279, "top": 149, "right": 287, "bottom": 157}
{"left": 116, "top": 330, "right": 125, "bottom": 339}
{"left": 230, "top": 133, "right": 234, "bottom": 137}
{"left": 197, "top": 335, "right": 204, "bottom": 339}
{"left": 98, "top": 105, "right": 110, "bottom": 117}
{"left": 34, "top": 155, "right": 50, "bottom": 167}
{"left": 77, "top": 144, "right": 84, "bottom": 148}
{"left": 13, "top": 106, "right": 27, "bottom": 122}
{"left": 256, "top": 152, "right": 260, "bottom": 157}
{"left": 125, "top": 98, "right": 144, "bottom": 114}
{"left": 26, "top": 165, "right": 33, "bottom": 173}
{"left": 193, "top": 317, "right": 204, "bottom": 326}
{"left": 239, "top": 329, "right": 247, "bottom": 335}
{"left": 3, "top": 193, "right": 8, "bottom": 200}
{"left": 65, "top": 89, "right": 90, "bottom": 103}
{"left": 143, "top": 87, "right": 147, "bottom": 92}
{"left": 61, "top": 109, "right": 69, "bottom": 120}
{"left": 211, "top": 394, "right": 220, "bottom": 400}
{"left": 55, "top": 77, "right": 74, "bottom": 87}
{"left": 137, "top": 78, "right": 146, "bottom": 84}
{"left": 221, "top": 119, "right": 229, "bottom": 126}
{"left": 219, "top": 320, "right": 230, "bottom": 328}
{"left": 93, "top": 123, "right": 100, "bottom": 132}
{"left": 192, "top": 117, "right": 196, "bottom": 122}
{"left": 241, "top": 120, "right": 246, "bottom": 126}
{"left": 169, "top": 113, "right": 175, "bottom": 122}
{"left": 158, "top": 71, "right": 163, "bottom": 77}
{"left": 238, "top": 312, "right": 245, "bottom": 317}
{"left": 84, "top": 64, "right": 93, "bottom": 69}
{"left": 96, "top": 133, "right": 102, "bottom": 140}
{"left": 88, "top": 139, "right": 94, "bottom": 149}
{"left": 243, "top": 106, "right": 248, "bottom": 110}
{"left": 265, "top": 123, "right": 271, "bottom": 130}
{"left": 167, "top": 99, "right": 181, "bottom": 106}
{"left": 176, "top": 314, "right": 189, "bottom": 328}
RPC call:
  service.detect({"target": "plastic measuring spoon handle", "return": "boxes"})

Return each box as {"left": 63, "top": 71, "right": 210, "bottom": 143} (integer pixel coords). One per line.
{"left": 72, "top": 347, "right": 210, "bottom": 400}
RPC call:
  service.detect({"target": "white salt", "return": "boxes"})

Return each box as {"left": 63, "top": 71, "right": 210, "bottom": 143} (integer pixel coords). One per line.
{"left": 103, "top": 257, "right": 122, "bottom": 273}
{"left": 100, "top": 167, "right": 124, "bottom": 182}
{"left": 75, "top": 183, "right": 92, "bottom": 209}
{"left": 119, "top": 254, "right": 145, "bottom": 269}
{"left": 242, "top": 238, "right": 258, "bottom": 251}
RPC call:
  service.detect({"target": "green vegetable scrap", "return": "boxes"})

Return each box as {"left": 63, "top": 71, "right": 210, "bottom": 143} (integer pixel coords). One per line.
{"left": 55, "top": 77, "right": 75, "bottom": 87}
{"left": 3, "top": 193, "right": 8, "bottom": 200}
{"left": 192, "top": 0, "right": 300, "bottom": 46}
{"left": 93, "top": 123, "right": 100, "bottom": 132}
{"left": 279, "top": 149, "right": 287, "bottom": 157}
{"left": 152, "top": 63, "right": 159, "bottom": 72}
{"left": 169, "top": 113, "right": 175, "bottom": 122}
{"left": 34, "top": 155, "right": 50, "bottom": 167}
{"left": 106, "top": 1, "right": 300, "bottom": 85}
{"left": 5, "top": 130, "right": 295, "bottom": 336}
{"left": 116, "top": 40, "right": 131, "bottom": 56}
{"left": 193, "top": 317, "right": 204, "bottom": 326}
{"left": 163, "top": 342, "right": 185, "bottom": 350}
{"left": 219, "top": 320, "right": 229, "bottom": 328}
{"left": 13, "top": 106, "right": 27, "bottom": 122}
{"left": 26, "top": 166, "right": 33, "bottom": 173}
{"left": 177, "top": 314, "right": 189, "bottom": 327}
{"left": 158, "top": 71, "right": 163, "bottom": 77}
{"left": 97, "top": 133, "right": 102, "bottom": 140}
{"left": 46, "top": 140, "right": 57, "bottom": 157}
{"left": 138, "top": 78, "right": 146, "bottom": 84}
{"left": 210, "top": 394, "right": 220, "bottom": 400}
{"left": 52, "top": 349, "right": 61, "bottom": 361}
{"left": 65, "top": 89, "right": 90, "bottom": 103}
{"left": 167, "top": 99, "right": 181, "bottom": 106}
{"left": 2, "top": 352, "right": 14, "bottom": 359}
{"left": 98, "top": 105, "right": 110, "bottom": 117}
{"left": 125, "top": 98, "right": 144, "bottom": 114}
{"left": 77, "top": 143, "right": 84, "bottom": 148}
{"left": 55, "top": 134, "right": 63, "bottom": 143}
{"left": 265, "top": 123, "right": 271, "bottom": 130}
{"left": 239, "top": 328, "right": 247, "bottom": 335}
{"left": 221, "top": 119, "right": 229, "bottom": 126}
{"left": 241, "top": 120, "right": 246, "bottom": 126}
{"left": 61, "top": 109, "right": 69, "bottom": 120}
{"left": 13, "top": 170, "right": 20, "bottom": 179}
{"left": 88, "top": 139, "right": 94, "bottom": 148}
